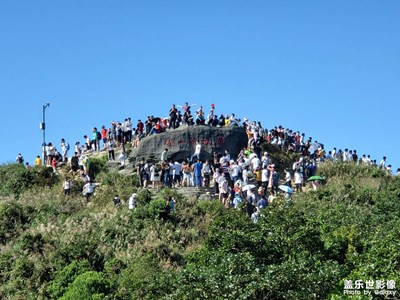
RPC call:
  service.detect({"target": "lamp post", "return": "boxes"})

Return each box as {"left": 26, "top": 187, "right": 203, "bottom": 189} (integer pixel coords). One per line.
{"left": 40, "top": 103, "right": 50, "bottom": 165}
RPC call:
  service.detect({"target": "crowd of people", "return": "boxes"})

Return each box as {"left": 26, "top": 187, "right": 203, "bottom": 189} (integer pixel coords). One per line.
{"left": 15, "top": 102, "right": 398, "bottom": 212}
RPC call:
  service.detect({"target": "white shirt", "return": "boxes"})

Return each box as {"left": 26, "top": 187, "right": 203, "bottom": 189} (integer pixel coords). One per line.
{"left": 195, "top": 143, "right": 202, "bottom": 154}
{"left": 83, "top": 183, "right": 94, "bottom": 194}
{"left": 61, "top": 142, "right": 68, "bottom": 154}
{"left": 125, "top": 120, "right": 133, "bottom": 131}
{"left": 174, "top": 162, "right": 182, "bottom": 174}
{"left": 331, "top": 149, "right": 336, "bottom": 159}
{"left": 63, "top": 180, "right": 71, "bottom": 189}
{"left": 379, "top": 160, "right": 386, "bottom": 169}
{"left": 107, "top": 140, "right": 115, "bottom": 151}
{"left": 128, "top": 196, "right": 136, "bottom": 210}
{"left": 343, "top": 152, "right": 348, "bottom": 161}
{"left": 285, "top": 171, "right": 292, "bottom": 182}
{"left": 230, "top": 164, "right": 240, "bottom": 177}
{"left": 262, "top": 169, "right": 269, "bottom": 182}
{"left": 251, "top": 157, "right": 261, "bottom": 171}
{"left": 294, "top": 172, "right": 303, "bottom": 184}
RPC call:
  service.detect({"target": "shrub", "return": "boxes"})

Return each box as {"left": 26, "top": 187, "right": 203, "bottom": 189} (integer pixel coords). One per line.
{"left": 0, "top": 202, "right": 32, "bottom": 244}
{"left": 47, "top": 260, "right": 92, "bottom": 299}
{"left": 59, "top": 271, "right": 113, "bottom": 300}
{"left": 0, "top": 164, "right": 58, "bottom": 197}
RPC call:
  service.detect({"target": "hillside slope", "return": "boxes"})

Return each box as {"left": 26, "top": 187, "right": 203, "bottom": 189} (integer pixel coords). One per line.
{"left": 0, "top": 151, "right": 399, "bottom": 299}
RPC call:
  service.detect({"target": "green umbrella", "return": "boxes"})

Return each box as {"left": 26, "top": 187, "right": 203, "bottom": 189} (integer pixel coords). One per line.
{"left": 307, "top": 175, "right": 324, "bottom": 181}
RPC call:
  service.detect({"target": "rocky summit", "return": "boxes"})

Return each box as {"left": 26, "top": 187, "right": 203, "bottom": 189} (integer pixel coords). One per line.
{"left": 130, "top": 125, "right": 248, "bottom": 162}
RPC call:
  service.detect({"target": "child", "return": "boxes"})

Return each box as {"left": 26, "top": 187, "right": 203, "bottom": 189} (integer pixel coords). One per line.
{"left": 51, "top": 157, "right": 58, "bottom": 173}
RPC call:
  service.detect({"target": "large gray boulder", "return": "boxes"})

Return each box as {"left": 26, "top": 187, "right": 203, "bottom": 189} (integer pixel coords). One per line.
{"left": 130, "top": 125, "right": 248, "bottom": 162}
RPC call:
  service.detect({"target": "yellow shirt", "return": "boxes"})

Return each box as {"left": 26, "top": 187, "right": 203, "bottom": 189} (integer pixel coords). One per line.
{"left": 254, "top": 169, "right": 262, "bottom": 182}
{"left": 34, "top": 157, "right": 42, "bottom": 166}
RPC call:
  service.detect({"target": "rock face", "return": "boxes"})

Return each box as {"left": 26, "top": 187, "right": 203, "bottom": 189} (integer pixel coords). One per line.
{"left": 130, "top": 126, "right": 248, "bottom": 162}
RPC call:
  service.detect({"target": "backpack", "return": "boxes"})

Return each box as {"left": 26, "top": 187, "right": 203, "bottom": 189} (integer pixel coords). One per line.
{"left": 66, "top": 143, "right": 70, "bottom": 151}
{"left": 97, "top": 131, "right": 101, "bottom": 140}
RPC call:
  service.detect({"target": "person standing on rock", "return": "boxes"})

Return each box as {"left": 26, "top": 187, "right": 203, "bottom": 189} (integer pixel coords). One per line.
{"left": 202, "top": 160, "right": 212, "bottom": 187}
{"left": 161, "top": 148, "right": 168, "bottom": 162}
{"left": 125, "top": 117, "right": 133, "bottom": 143}
{"left": 137, "top": 159, "right": 145, "bottom": 187}
{"left": 161, "top": 160, "right": 171, "bottom": 187}
{"left": 218, "top": 173, "right": 229, "bottom": 207}
{"left": 107, "top": 138, "right": 115, "bottom": 161}
{"left": 60, "top": 138, "right": 69, "bottom": 162}
{"left": 190, "top": 140, "right": 202, "bottom": 162}
{"left": 150, "top": 164, "right": 157, "bottom": 188}
{"left": 169, "top": 104, "right": 178, "bottom": 129}
{"left": 101, "top": 126, "right": 108, "bottom": 150}
{"left": 213, "top": 168, "right": 222, "bottom": 195}
{"left": 173, "top": 161, "right": 182, "bottom": 187}
{"left": 194, "top": 159, "right": 203, "bottom": 189}
{"left": 70, "top": 152, "right": 79, "bottom": 173}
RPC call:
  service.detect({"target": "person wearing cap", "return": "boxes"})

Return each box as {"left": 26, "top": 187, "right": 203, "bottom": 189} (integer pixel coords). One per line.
{"left": 256, "top": 186, "right": 264, "bottom": 199}
{"left": 210, "top": 103, "right": 215, "bottom": 115}
{"left": 128, "top": 193, "right": 137, "bottom": 210}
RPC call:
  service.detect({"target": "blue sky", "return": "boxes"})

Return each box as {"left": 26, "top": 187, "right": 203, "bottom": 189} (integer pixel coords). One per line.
{"left": 1, "top": 1, "right": 399, "bottom": 170}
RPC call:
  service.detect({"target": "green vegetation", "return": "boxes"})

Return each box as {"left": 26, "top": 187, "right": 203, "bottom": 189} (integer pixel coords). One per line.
{"left": 0, "top": 156, "right": 399, "bottom": 299}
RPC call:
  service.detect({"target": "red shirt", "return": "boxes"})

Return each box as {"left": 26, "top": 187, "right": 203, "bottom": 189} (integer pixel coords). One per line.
{"left": 137, "top": 122, "right": 144, "bottom": 132}
{"left": 101, "top": 128, "right": 107, "bottom": 139}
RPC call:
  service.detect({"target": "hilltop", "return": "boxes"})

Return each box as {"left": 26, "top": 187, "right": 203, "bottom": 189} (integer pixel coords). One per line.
{"left": 0, "top": 131, "right": 399, "bottom": 299}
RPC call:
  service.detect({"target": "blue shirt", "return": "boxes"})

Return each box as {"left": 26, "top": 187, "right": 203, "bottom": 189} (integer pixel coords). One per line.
{"left": 257, "top": 198, "right": 268, "bottom": 209}
{"left": 194, "top": 162, "right": 203, "bottom": 176}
